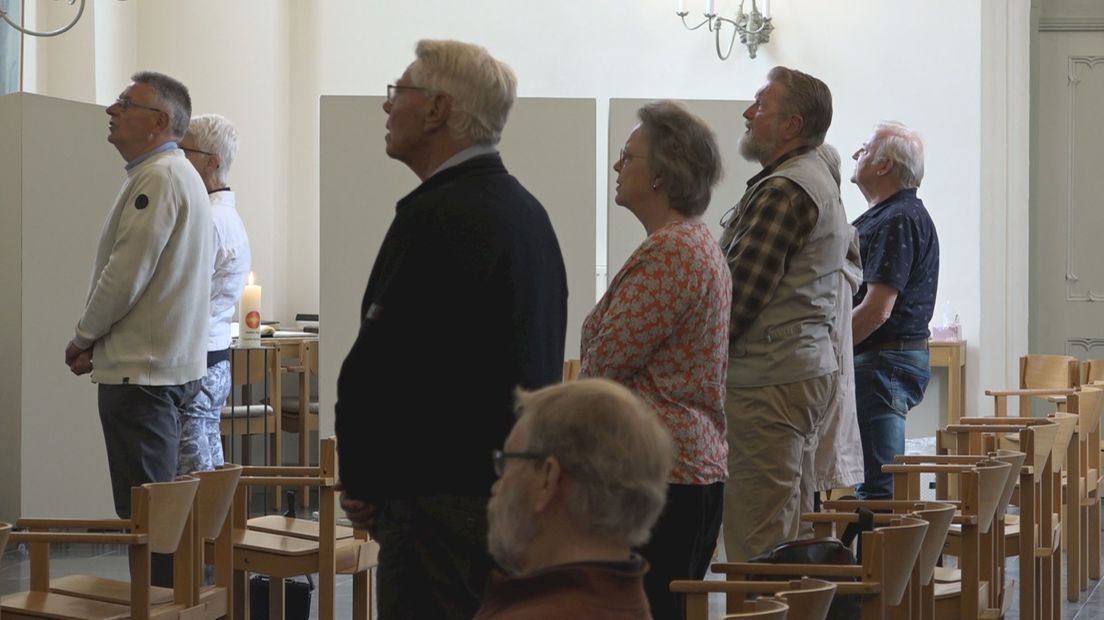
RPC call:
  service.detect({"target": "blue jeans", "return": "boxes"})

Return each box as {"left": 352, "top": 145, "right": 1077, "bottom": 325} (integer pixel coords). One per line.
{"left": 854, "top": 349, "right": 930, "bottom": 499}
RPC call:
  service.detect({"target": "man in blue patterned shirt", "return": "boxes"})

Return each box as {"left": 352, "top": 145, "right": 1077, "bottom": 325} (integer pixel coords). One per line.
{"left": 850, "top": 121, "right": 940, "bottom": 499}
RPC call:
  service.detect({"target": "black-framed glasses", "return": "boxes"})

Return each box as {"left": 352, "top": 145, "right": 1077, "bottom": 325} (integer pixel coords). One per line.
{"left": 491, "top": 449, "right": 545, "bottom": 477}
{"left": 114, "top": 96, "right": 163, "bottom": 114}
{"left": 386, "top": 84, "right": 431, "bottom": 103}
{"left": 181, "top": 146, "right": 215, "bottom": 157}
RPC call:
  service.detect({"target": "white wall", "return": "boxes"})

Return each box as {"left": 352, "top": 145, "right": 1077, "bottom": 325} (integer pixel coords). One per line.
{"left": 18, "top": 0, "right": 1028, "bottom": 448}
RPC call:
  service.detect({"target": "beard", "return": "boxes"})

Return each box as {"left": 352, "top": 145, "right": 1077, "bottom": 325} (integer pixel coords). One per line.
{"left": 739, "top": 121, "right": 780, "bottom": 164}
{"left": 486, "top": 485, "right": 540, "bottom": 576}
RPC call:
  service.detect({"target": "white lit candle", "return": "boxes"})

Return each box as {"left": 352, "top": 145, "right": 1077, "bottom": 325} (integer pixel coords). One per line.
{"left": 239, "top": 272, "right": 262, "bottom": 348}
{"left": 677, "top": 0, "right": 685, "bottom": 14}
{"left": 764, "top": 0, "right": 770, "bottom": 18}
{"left": 705, "top": 0, "right": 715, "bottom": 15}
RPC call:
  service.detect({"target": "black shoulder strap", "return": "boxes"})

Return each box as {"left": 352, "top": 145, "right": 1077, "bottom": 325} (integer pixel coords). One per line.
{"left": 840, "top": 508, "right": 875, "bottom": 561}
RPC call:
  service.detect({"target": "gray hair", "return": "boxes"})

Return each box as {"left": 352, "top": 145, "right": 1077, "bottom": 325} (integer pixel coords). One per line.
{"left": 132, "top": 71, "right": 192, "bottom": 140}
{"left": 515, "top": 379, "right": 674, "bottom": 547}
{"left": 767, "top": 66, "right": 833, "bottom": 146}
{"left": 637, "top": 101, "right": 723, "bottom": 217}
{"left": 186, "top": 114, "right": 239, "bottom": 186}
{"left": 871, "top": 121, "right": 925, "bottom": 188}
{"left": 409, "top": 40, "right": 517, "bottom": 145}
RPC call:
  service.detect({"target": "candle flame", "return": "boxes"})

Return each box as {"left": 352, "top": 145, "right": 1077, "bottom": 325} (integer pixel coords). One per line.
{"left": 248, "top": 271, "right": 255, "bottom": 286}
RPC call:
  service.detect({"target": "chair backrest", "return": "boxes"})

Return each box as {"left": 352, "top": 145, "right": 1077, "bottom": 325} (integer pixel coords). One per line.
{"left": 193, "top": 464, "right": 244, "bottom": 540}
{"left": 133, "top": 477, "right": 201, "bottom": 554}
{"left": 1084, "top": 359, "right": 1104, "bottom": 385}
{"left": 723, "top": 597, "right": 789, "bottom": 619}
{"left": 1021, "top": 354, "right": 1080, "bottom": 389}
{"left": 973, "top": 459, "right": 1013, "bottom": 533}
{"left": 774, "top": 578, "right": 835, "bottom": 620}
{"left": 230, "top": 347, "right": 272, "bottom": 386}
{"left": 991, "top": 449, "right": 1027, "bottom": 519}
{"left": 1070, "top": 386, "right": 1104, "bottom": 435}
{"left": 562, "top": 358, "right": 581, "bottom": 382}
{"left": 1048, "top": 411, "right": 1079, "bottom": 471}
{"left": 910, "top": 502, "right": 956, "bottom": 586}
{"left": 877, "top": 516, "right": 928, "bottom": 606}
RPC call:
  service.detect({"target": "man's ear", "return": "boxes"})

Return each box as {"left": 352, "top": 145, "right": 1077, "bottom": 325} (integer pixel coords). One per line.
{"left": 781, "top": 114, "right": 805, "bottom": 142}
{"left": 875, "top": 157, "right": 894, "bottom": 177}
{"left": 532, "top": 456, "right": 562, "bottom": 513}
{"left": 423, "top": 93, "right": 452, "bottom": 132}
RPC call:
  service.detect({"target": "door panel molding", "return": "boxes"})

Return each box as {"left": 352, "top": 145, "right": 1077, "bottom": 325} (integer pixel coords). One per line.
{"left": 1064, "top": 56, "right": 1104, "bottom": 302}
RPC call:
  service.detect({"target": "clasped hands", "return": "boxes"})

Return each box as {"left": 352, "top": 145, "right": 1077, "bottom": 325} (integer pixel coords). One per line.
{"left": 65, "top": 341, "right": 93, "bottom": 376}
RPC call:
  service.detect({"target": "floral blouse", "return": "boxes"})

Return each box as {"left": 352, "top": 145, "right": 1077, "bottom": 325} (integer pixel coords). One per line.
{"left": 581, "top": 220, "right": 732, "bottom": 485}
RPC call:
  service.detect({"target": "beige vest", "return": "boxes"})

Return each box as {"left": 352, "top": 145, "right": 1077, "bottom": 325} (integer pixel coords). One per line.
{"left": 725, "top": 148, "right": 851, "bottom": 387}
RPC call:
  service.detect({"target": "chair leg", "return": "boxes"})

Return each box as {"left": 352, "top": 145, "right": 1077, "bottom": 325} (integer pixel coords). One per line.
{"left": 268, "top": 575, "right": 285, "bottom": 620}
{"left": 353, "top": 569, "right": 370, "bottom": 620}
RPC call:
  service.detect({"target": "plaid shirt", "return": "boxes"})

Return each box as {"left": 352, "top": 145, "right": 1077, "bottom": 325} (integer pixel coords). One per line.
{"left": 719, "top": 146, "right": 820, "bottom": 343}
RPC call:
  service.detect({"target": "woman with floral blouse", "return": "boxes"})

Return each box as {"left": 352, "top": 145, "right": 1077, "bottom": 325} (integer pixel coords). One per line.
{"left": 581, "top": 100, "right": 732, "bottom": 620}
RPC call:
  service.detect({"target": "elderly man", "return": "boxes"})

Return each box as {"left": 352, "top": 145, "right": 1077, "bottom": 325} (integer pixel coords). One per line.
{"left": 336, "top": 40, "right": 568, "bottom": 619}
{"left": 473, "top": 378, "right": 674, "bottom": 620}
{"left": 66, "top": 71, "right": 212, "bottom": 582}
{"left": 720, "top": 66, "right": 852, "bottom": 562}
{"left": 850, "top": 121, "right": 939, "bottom": 499}
{"left": 178, "top": 113, "right": 251, "bottom": 474}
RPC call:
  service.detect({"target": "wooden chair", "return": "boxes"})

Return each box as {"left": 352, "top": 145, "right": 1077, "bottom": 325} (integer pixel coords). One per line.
{"left": 818, "top": 500, "right": 956, "bottom": 620}
{"left": 278, "top": 340, "right": 320, "bottom": 503}
{"left": 949, "top": 417, "right": 1062, "bottom": 620}
{"left": 721, "top": 597, "right": 789, "bottom": 619}
{"left": 1062, "top": 387, "right": 1103, "bottom": 600}
{"left": 562, "top": 358, "right": 581, "bottom": 382}
{"left": 1, "top": 477, "right": 202, "bottom": 620}
{"left": 671, "top": 577, "right": 835, "bottom": 620}
{"left": 882, "top": 456, "right": 1011, "bottom": 620}
{"left": 712, "top": 517, "right": 928, "bottom": 620}
{"left": 232, "top": 437, "right": 378, "bottom": 620}
{"left": 985, "top": 354, "right": 1080, "bottom": 416}
{"left": 221, "top": 347, "right": 282, "bottom": 468}
{"left": 46, "top": 465, "right": 243, "bottom": 620}
{"left": 1083, "top": 359, "right": 1104, "bottom": 385}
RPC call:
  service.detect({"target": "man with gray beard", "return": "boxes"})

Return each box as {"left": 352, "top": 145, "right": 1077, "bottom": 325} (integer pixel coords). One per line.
{"left": 473, "top": 379, "right": 674, "bottom": 620}
{"left": 719, "top": 66, "right": 852, "bottom": 562}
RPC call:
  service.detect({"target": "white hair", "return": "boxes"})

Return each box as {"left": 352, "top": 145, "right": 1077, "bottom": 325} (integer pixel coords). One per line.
{"left": 186, "top": 114, "right": 239, "bottom": 186}
{"left": 408, "top": 39, "right": 517, "bottom": 145}
{"left": 872, "top": 121, "right": 924, "bottom": 188}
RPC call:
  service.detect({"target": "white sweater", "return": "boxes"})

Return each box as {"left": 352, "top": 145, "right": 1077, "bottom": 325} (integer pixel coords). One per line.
{"left": 208, "top": 190, "right": 251, "bottom": 351}
{"left": 74, "top": 149, "right": 213, "bottom": 385}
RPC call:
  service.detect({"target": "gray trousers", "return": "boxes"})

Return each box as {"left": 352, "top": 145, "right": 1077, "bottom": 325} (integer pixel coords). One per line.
{"left": 99, "top": 380, "right": 200, "bottom": 587}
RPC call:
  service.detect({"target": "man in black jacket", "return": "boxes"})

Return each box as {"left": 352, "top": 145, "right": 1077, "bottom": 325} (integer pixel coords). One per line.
{"left": 335, "top": 39, "right": 569, "bottom": 620}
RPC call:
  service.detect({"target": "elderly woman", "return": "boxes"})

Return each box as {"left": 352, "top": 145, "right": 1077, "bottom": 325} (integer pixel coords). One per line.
{"left": 580, "top": 100, "right": 731, "bottom": 620}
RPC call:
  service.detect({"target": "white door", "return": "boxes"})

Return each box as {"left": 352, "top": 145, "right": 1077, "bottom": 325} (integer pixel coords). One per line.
{"left": 1032, "top": 31, "right": 1104, "bottom": 362}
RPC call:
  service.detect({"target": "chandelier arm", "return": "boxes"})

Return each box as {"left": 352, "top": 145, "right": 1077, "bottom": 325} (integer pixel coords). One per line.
{"left": 0, "top": 0, "right": 85, "bottom": 38}
{"left": 678, "top": 11, "right": 713, "bottom": 31}
{"left": 714, "top": 18, "right": 740, "bottom": 61}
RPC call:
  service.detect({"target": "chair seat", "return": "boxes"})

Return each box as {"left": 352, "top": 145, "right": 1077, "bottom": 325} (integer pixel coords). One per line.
{"left": 1, "top": 590, "right": 188, "bottom": 620}
{"left": 49, "top": 575, "right": 174, "bottom": 606}
{"left": 277, "top": 396, "right": 319, "bottom": 415}
{"left": 234, "top": 528, "right": 378, "bottom": 575}
{"left": 934, "top": 566, "right": 961, "bottom": 583}
{"left": 247, "top": 515, "right": 354, "bottom": 540}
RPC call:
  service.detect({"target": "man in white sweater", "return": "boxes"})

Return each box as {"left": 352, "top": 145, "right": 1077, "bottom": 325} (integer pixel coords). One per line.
{"left": 65, "top": 71, "right": 213, "bottom": 551}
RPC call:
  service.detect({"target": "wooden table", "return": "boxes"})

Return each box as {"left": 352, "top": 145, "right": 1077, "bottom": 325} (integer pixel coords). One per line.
{"left": 929, "top": 340, "right": 967, "bottom": 426}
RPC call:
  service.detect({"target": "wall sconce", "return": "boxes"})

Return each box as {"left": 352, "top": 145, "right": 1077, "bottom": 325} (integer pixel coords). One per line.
{"left": 677, "top": 0, "right": 774, "bottom": 61}
{"left": 1, "top": 0, "right": 86, "bottom": 38}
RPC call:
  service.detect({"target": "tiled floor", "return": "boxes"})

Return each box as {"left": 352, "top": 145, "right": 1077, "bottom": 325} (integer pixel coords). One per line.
{"left": 3, "top": 533, "right": 1104, "bottom": 618}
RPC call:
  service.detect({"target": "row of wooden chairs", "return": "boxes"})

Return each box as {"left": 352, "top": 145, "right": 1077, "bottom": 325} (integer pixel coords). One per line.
{"left": 0, "top": 437, "right": 375, "bottom": 620}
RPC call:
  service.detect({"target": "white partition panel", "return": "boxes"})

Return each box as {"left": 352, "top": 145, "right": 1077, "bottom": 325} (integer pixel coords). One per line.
{"left": 319, "top": 96, "right": 596, "bottom": 436}
{"left": 606, "top": 99, "right": 760, "bottom": 280}
{"left": 1, "top": 93, "right": 126, "bottom": 521}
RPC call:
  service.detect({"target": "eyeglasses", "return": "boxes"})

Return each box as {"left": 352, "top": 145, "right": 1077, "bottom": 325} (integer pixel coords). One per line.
{"left": 386, "top": 84, "right": 431, "bottom": 103}
{"left": 181, "top": 146, "right": 215, "bottom": 157}
{"left": 114, "top": 96, "right": 163, "bottom": 114}
{"left": 491, "top": 449, "right": 545, "bottom": 477}
{"left": 618, "top": 148, "right": 648, "bottom": 166}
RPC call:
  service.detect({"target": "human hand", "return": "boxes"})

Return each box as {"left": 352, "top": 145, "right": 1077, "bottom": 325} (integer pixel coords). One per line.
{"left": 335, "top": 481, "right": 379, "bottom": 539}
{"left": 64, "top": 341, "right": 86, "bottom": 366}
{"left": 69, "top": 350, "right": 94, "bottom": 376}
